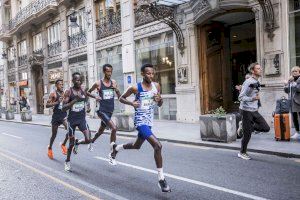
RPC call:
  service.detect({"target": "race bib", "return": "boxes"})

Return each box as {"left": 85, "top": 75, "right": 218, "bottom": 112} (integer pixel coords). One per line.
{"left": 102, "top": 89, "right": 114, "bottom": 100}
{"left": 140, "top": 94, "right": 154, "bottom": 110}
{"left": 72, "top": 101, "right": 85, "bottom": 112}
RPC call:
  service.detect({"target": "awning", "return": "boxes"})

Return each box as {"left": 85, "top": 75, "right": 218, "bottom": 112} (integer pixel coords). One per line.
{"left": 156, "top": 0, "right": 190, "bottom": 6}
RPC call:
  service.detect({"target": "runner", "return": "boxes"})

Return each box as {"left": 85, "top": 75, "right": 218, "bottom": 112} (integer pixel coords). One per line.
{"left": 112, "top": 63, "right": 171, "bottom": 192}
{"left": 62, "top": 72, "right": 91, "bottom": 171}
{"left": 87, "top": 64, "right": 121, "bottom": 165}
{"left": 46, "top": 79, "right": 68, "bottom": 159}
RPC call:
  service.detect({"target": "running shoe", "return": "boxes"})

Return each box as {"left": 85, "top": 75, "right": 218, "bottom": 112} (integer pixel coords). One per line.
{"left": 73, "top": 139, "right": 79, "bottom": 154}
{"left": 47, "top": 146, "right": 53, "bottom": 159}
{"left": 87, "top": 143, "right": 94, "bottom": 152}
{"left": 61, "top": 143, "right": 67, "bottom": 155}
{"left": 238, "top": 152, "right": 251, "bottom": 160}
{"left": 108, "top": 144, "right": 118, "bottom": 166}
{"left": 108, "top": 153, "right": 117, "bottom": 166}
{"left": 64, "top": 162, "right": 71, "bottom": 172}
{"left": 158, "top": 179, "right": 171, "bottom": 193}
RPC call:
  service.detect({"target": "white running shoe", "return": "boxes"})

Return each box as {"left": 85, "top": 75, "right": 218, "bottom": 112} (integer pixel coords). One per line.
{"left": 108, "top": 153, "right": 117, "bottom": 166}
{"left": 291, "top": 133, "right": 300, "bottom": 140}
{"left": 237, "top": 121, "right": 243, "bottom": 137}
{"left": 64, "top": 162, "right": 71, "bottom": 172}
{"left": 238, "top": 152, "right": 251, "bottom": 160}
{"left": 87, "top": 143, "right": 94, "bottom": 152}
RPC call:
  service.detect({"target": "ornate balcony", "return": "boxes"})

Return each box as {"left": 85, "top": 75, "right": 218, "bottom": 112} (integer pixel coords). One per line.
{"left": 29, "top": 50, "right": 44, "bottom": 66}
{"left": 96, "top": 11, "right": 121, "bottom": 40}
{"left": 68, "top": 31, "right": 87, "bottom": 49}
{"left": 8, "top": 0, "right": 58, "bottom": 34}
{"left": 18, "top": 55, "right": 27, "bottom": 66}
{"left": 48, "top": 41, "right": 61, "bottom": 56}
{"left": 7, "top": 60, "right": 15, "bottom": 71}
{"left": 134, "top": 9, "right": 156, "bottom": 27}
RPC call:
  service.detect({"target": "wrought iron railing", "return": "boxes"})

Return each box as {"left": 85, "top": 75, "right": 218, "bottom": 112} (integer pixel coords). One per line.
{"left": 8, "top": 60, "right": 15, "bottom": 70}
{"left": 48, "top": 41, "right": 61, "bottom": 56}
{"left": 134, "top": 9, "right": 156, "bottom": 27}
{"left": 68, "top": 31, "right": 87, "bottom": 49}
{"left": 8, "top": 0, "right": 58, "bottom": 31}
{"left": 96, "top": 10, "right": 121, "bottom": 40}
{"left": 18, "top": 55, "right": 27, "bottom": 66}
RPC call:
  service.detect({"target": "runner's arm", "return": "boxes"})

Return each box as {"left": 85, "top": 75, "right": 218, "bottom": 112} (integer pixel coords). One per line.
{"left": 87, "top": 81, "right": 100, "bottom": 99}
{"left": 119, "top": 86, "right": 139, "bottom": 108}
{"left": 112, "top": 80, "right": 122, "bottom": 99}
{"left": 46, "top": 92, "right": 58, "bottom": 108}
{"left": 62, "top": 89, "right": 78, "bottom": 112}
{"left": 154, "top": 83, "right": 163, "bottom": 107}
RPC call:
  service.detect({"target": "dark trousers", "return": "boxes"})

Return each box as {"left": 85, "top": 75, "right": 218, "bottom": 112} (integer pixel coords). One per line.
{"left": 241, "top": 110, "right": 270, "bottom": 153}
{"left": 292, "top": 112, "right": 300, "bottom": 132}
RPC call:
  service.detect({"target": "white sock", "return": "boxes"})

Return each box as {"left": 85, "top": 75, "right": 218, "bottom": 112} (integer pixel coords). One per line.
{"left": 115, "top": 144, "right": 124, "bottom": 152}
{"left": 110, "top": 142, "right": 115, "bottom": 148}
{"left": 157, "top": 168, "right": 165, "bottom": 181}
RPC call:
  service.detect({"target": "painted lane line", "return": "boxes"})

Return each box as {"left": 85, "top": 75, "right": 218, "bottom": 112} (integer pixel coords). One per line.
{"left": 0, "top": 152, "right": 101, "bottom": 200}
{"left": 95, "top": 156, "right": 269, "bottom": 200}
{"left": 1, "top": 132, "right": 22, "bottom": 139}
{"left": 0, "top": 149, "right": 128, "bottom": 200}
{"left": 173, "top": 143, "right": 211, "bottom": 150}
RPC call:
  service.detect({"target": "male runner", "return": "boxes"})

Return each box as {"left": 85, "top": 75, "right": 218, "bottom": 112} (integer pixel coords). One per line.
{"left": 87, "top": 64, "right": 121, "bottom": 165}
{"left": 46, "top": 79, "right": 68, "bottom": 159}
{"left": 62, "top": 72, "right": 91, "bottom": 171}
{"left": 112, "top": 63, "right": 171, "bottom": 192}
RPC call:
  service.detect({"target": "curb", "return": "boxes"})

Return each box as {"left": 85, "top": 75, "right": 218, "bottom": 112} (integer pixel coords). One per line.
{"left": 1, "top": 119, "right": 299, "bottom": 159}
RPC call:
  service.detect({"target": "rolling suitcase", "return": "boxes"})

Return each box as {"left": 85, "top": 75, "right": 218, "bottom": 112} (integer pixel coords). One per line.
{"left": 274, "top": 113, "right": 290, "bottom": 141}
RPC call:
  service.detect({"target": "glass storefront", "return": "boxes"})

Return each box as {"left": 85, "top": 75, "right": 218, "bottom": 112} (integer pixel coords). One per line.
{"left": 69, "top": 64, "right": 89, "bottom": 89}
{"left": 97, "top": 45, "right": 124, "bottom": 113}
{"left": 289, "top": 0, "right": 300, "bottom": 67}
{"left": 135, "top": 32, "right": 177, "bottom": 120}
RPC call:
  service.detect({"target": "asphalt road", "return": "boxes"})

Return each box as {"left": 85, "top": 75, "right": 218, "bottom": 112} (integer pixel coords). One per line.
{"left": 0, "top": 121, "right": 299, "bottom": 200}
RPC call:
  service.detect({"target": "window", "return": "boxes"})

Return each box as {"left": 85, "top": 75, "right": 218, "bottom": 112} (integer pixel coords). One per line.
{"left": 135, "top": 33, "right": 175, "bottom": 94}
{"left": 69, "top": 65, "right": 89, "bottom": 89}
{"left": 97, "top": 0, "right": 120, "bottom": 20}
{"left": 47, "top": 23, "right": 60, "bottom": 44}
{"left": 7, "top": 47, "right": 15, "bottom": 61}
{"left": 289, "top": 0, "right": 300, "bottom": 67}
{"left": 68, "top": 8, "right": 87, "bottom": 36}
{"left": 33, "top": 33, "right": 42, "bottom": 52}
{"left": 18, "top": 40, "right": 27, "bottom": 56}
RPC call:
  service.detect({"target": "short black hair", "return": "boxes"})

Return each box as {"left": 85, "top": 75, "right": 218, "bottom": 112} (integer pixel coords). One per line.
{"left": 141, "top": 63, "right": 153, "bottom": 73}
{"left": 72, "top": 72, "right": 81, "bottom": 79}
{"left": 55, "top": 79, "right": 63, "bottom": 85}
{"left": 103, "top": 64, "right": 113, "bottom": 72}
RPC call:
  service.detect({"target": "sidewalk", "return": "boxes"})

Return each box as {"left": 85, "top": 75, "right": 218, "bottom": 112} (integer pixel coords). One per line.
{"left": 1, "top": 113, "right": 299, "bottom": 158}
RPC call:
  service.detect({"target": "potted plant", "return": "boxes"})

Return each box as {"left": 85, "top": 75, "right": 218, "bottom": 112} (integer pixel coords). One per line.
{"left": 5, "top": 108, "right": 15, "bottom": 120}
{"left": 20, "top": 107, "right": 32, "bottom": 122}
{"left": 199, "top": 106, "right": 237, "bottom": 143}
{"left": 111, "top": 111, "right": 135, "bottom": 132}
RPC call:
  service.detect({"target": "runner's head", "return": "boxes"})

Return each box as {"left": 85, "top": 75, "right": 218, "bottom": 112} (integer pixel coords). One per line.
{"left": 141, "top": 63, "right": 154, "bottom": 84}
{"left": 72, "top": 72, "right": 82, "bottom": 88}
{"left": 248, "top": 62, "right": 261, "bottom": 77}
{"left": 55, "top": 79, "right": 63, "bottom": 92}
{"left": 103, "top": 64, "right": 113, "bottom": 80}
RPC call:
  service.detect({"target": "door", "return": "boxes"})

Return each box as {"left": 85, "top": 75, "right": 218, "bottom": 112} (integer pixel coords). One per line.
{"left": 34, "top": 67, "right": 44, "bottom": 114}
{"left": 199, "top": 23, "right": 226, "bottom": 114}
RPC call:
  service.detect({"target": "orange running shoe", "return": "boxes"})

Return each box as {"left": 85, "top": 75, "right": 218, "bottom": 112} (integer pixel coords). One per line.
{"left": 61, "top": 143, "right": 67, "bottom": 155}
{"left": 47, "top": 147, "right": 53, "bottom": 159}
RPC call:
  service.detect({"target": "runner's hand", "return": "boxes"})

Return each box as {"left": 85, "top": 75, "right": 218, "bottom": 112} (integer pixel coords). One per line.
{"left": 132, "top": 100, "right": 140, "bottom": 108}
{"left": 153, "top": 94, "right": 162, "bottom": 103}
{"left": 95, "top": 96, "right": 102, "bottom": 101}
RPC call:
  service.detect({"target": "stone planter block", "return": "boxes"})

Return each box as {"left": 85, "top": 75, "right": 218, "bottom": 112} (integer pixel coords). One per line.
{"left": 199, "top": 114, "right": 237, "bottom": 143}
{"left": 111, "top": 113, "right": 135, "bottom": 132}
{"left": 21, "top": 111, "right": 32, "bottom": 121}
{"left": 5, "top": 111, "right": 15, "bottom": 120}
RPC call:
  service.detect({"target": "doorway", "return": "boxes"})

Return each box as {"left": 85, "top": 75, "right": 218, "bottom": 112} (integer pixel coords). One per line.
{"left": 198, "top": 11, "right": 256, "bottom": 114}
{"left": 33, "top": 66, "right": 44, "bottom": 114}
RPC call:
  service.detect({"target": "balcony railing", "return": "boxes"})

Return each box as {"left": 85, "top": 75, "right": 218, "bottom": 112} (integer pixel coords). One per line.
{"left": 96, "top": 11, "right": 121, "bottom": 40}
{"left": 68, "top": 31, "right": 87, "bottom": 49}
{"left": 134, "top": 8, "right": 156, "bottom": 27}
{"left": 8, "top": 60, "right": 15, "bottom": 70}
{"left": 48, "top": 41, "right": 61, "bottom": 56}
{"left": 8, "top": 0, "right": 58, "bottom": 31}
{"left": 18, "top": 55, "right": 27, "bottom": 66}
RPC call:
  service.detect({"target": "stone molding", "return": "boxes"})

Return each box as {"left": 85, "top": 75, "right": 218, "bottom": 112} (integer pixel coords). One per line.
{"left": 95, "top": 34, "right": 122, "bottom": 51}
{"left": 47, "top": 54, "right": 62, "bottom": 64}
{"left": 68, "top": 45, "right": 87, "bottom": 57}
{"left": 134, "top": 22, "right": 171, "bottom": 40}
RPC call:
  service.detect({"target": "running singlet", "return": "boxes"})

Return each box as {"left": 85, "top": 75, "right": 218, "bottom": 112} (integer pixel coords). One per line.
{"left": 134, "top": 82, "right": 158, "bottom": 127}
{"left": 67, "top": 88, "right": 86, "bottom": 122}
{"left": 52, "top": 91, "right": 67, "bottom": 119}
{"left": 99, "top": 80, "right": 115, "bottom": 113}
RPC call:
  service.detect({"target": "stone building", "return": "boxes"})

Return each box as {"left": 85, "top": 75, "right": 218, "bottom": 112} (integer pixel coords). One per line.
{"left": 0, "top": 0, "right": 299, "bottom": 124}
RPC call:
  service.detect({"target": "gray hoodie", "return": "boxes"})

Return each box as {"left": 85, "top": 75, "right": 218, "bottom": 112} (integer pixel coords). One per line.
{"left": 238, "top": 77, "right": 260, "bottom": 112}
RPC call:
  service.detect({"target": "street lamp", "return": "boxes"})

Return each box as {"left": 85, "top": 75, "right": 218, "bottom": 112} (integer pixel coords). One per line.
{"left": 68, "top": 7, "right": 91, "bottom": 29}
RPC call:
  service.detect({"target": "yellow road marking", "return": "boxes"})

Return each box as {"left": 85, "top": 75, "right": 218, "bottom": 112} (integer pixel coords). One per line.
{"left": 0, "top": 152, "right": 101, "bottom": 200}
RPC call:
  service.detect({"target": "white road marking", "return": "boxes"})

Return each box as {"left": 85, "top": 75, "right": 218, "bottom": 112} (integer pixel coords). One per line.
{"left": 0, "top": 149, "right": 128, "bottom": 200}
{"left": 1, "top": 132, "right": 22, "bottom": 139}
{"left": 172, "top": 143, "right": 211, "bottom": 150}
{"left": 95, "top": 156, "right": 269, "bottom": 200}
{"left": 294, "top": 159, "right": 300, "bottom": 163}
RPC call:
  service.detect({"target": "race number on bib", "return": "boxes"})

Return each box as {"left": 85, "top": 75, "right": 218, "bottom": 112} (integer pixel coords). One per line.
{"left": 140, "top": 95, "right": 154, "bottom": 110}
{"left": 102, "top": 89, "right": 114, "bottom": 100}
{"left": 72, "top": 101, "right": 85, "bottom": 112}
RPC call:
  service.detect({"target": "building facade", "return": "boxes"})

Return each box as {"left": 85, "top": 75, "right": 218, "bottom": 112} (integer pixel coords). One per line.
{"left": 0, "top": 0, "right": 299, "bottom": 123}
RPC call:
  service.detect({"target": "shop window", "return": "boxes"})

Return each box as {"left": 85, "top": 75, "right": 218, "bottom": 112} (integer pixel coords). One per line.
{"left": 289, "top": 0, "right": 300, "bottom": 67}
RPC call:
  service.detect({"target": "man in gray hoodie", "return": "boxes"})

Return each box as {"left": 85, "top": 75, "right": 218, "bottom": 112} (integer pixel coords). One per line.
{"left": 238, "top": 63, "right": 270, "bottom": 160}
